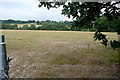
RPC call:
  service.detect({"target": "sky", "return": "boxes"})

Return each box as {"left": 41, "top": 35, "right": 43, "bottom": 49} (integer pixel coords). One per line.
{"left": 0, "top": 0, "right": 72, "bottom": 21}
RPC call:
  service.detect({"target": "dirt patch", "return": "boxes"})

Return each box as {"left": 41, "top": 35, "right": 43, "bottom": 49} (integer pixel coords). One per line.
{"left": 52, "top": 41, "right": 69, "bottom": 45}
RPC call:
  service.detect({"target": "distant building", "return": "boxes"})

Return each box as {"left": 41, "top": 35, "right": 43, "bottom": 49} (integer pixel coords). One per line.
{"left": 17, "top": 24, "right": 24, "bottom": 28}
{"left": 17, "top": 24, "right": 42, "bottom": 28}
{"left": 36, "top": 25, "right": 42, "bottom": 28}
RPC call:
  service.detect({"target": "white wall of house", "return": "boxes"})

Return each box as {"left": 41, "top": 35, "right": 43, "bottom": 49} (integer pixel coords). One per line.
{"left": 17, "top": 24, "right": 42, "bottom": 28}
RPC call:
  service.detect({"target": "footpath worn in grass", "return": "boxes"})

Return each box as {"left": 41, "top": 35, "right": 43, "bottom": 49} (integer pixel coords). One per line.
{"left": 1, "top": 30, "right": 119, "bottom": 78}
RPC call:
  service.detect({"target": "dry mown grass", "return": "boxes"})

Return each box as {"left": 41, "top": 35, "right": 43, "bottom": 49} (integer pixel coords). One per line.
{"left": 0, "top": 30, "right": 119, "bottom": 78}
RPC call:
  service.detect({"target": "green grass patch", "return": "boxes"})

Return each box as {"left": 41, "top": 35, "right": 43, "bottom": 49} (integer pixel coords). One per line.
{"left": 50, "top": 54, "right": 82, "bottom": 65}
{"left": 109, "top": 54, "right": 119, "bottom": 63}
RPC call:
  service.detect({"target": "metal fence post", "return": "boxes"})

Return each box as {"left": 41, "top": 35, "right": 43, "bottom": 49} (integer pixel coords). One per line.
{"left": 0, "top": 35, "right": 9, "bottom": 80}
{"left": 118, "top": 35, "right": 120, "bottom": 78}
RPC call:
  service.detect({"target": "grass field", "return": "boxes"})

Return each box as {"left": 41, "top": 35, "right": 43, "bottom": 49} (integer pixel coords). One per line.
{"left": 0, "top": 30, "right": 119, "bottom": 78}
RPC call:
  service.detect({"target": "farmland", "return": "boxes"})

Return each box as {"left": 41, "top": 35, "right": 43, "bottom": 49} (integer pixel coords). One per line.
{"left": 0, "top": 30, "right": 119, "bottom": 78}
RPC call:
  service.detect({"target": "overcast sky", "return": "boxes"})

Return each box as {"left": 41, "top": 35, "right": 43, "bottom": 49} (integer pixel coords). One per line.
{"left": 0, "top": 0, "right": 72, "bottom": 21}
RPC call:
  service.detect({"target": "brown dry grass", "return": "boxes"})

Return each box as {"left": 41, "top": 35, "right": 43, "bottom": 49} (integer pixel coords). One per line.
{"left": 1, "top": 30, "right": 119, "bottom": 78}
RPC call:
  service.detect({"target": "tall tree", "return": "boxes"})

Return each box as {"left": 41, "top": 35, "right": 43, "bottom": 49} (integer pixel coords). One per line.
{"left": 22, "top": 25, "right": 29, "bottom": 30}
{"left": 36, "top": 21, "right": 40, "bottom": 25}
{"left": 30, "top": 24, "right": 36, "bottom": 30}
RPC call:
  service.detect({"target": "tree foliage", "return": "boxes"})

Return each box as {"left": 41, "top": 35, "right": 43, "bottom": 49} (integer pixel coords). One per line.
{"left": 29, "top": 24, "right": 36, "bottom": 30}
{"left": 2, "top": 19, "right": 36, "bottom": 24}
{"left": 22, "top": 25, "right": 29, "bottom": 30}
{"left": 36, "top": 20, "right": 71, "bottom": 31}
{"left": 95, "top": 16, "right": 120, "bottom": 33}
{"left": 2, "top": 20, "right": 72, "bottom": 31}
{"left": 1, "top": 23, "right": 18, "bottom": 29}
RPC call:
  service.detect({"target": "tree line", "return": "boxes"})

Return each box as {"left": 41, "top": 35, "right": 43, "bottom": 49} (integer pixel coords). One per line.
{"left": 1, "top": 17, "right": 119, "bottom": 32}
{"left": 1, "top": 20, "right": 72, "bottom": 31}
{"left": 2, "top": 19, "right": 37, "bottom": 24}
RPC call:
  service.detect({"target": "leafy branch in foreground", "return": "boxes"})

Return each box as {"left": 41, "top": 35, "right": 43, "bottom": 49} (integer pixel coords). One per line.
{"left": 94, "top": 31, "right": 120, "bottom": 49}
